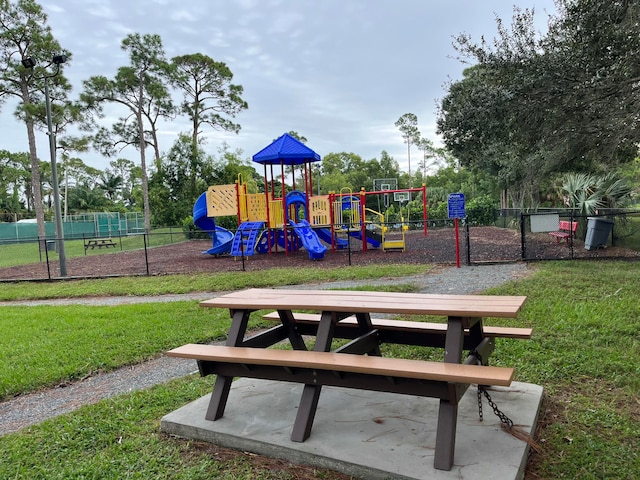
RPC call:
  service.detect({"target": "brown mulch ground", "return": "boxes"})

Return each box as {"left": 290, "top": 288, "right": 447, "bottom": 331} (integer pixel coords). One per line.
{"left": 1, "top": 226, "right": 637, "bottom": 281}
{"left": 0, "top": 227, "right": 514, "bottom": 281}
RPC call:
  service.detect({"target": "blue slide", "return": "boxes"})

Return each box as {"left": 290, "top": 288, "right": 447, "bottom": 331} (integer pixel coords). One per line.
{"left": 290, "top": 220, "right": 327, "bottom": 260}
{"left": 315, "top": 228, "right": 349, "bottom": 249}
{"left": 193, "top": 192, "right": 233, "bottom": 255}
{"left": 348, "top": 229, "right": 382, "bottom": 248}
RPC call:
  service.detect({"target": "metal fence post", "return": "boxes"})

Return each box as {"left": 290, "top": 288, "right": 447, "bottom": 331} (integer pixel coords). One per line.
{"left": 465, "top": 219, "right": 471, "bottom": 266}
{"left": 520, "top": 213, "right": 526, "bottom": 260}
{"left": 143, "top": 233, "right": 150, "bottom": 276}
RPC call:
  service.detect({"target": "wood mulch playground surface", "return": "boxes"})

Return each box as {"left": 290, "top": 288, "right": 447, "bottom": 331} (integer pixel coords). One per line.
{"left": 1, "top": 226, "right": 637, "bottom": 281}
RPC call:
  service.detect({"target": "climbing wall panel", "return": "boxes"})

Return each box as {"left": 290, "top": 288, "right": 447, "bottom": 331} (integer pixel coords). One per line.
{"left": 206, "top": 185, "right": 237, "bottom": 217}
{"left": 309, "top": 195, "right": 331, "bottom": 226}
{"left": 245, "top": 194, "right": 267, "bottom": 222}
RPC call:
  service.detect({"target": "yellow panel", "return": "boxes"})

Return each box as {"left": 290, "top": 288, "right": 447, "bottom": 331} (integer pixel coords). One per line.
{"left": 268, "top": 199, "right": 285, "bottom": 228}
{"left": 245, "top": 194, "right": 267, "bottom": 222}
{"left": 333, "top": 197, "right": 360, "bottom": 228}
{"left": 309, "top": 195, "right": 331, "bottom": 226}
{"left": 206, "top": 185, "right": 237, "bottom": 217}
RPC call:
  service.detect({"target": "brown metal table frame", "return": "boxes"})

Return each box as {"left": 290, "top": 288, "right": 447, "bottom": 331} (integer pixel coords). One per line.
{"left": 197, "top": 289, "right": 525, "bottom": 470}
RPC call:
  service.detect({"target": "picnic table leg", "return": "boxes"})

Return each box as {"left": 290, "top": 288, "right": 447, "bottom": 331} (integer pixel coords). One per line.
{"left": 277, "top": 309, "right": 308, "bottom": 350}
{"left": 355, "top": 312, "right": 381, "bottom": 356}
{"left": 204, "top": 309, "right": 251, "bottom": 421}
{"left": 434, "top": 316, "right": 465, "bottom": 470}
{"left": 291, "top": 311, "right": 336, "bottom": 442}
{"left": 466, "top": 317, "right": 484, "bottom": 359}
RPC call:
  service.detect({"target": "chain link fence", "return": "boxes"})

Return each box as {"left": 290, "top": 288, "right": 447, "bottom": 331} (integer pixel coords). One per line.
{"left": 1, "top": 211, "right": 639, "bottom": 281}
{"left": 521, "top": 210, "right": 640, "bottom": 261}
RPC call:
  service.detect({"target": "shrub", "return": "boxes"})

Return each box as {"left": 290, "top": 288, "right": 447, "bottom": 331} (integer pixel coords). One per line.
{"left": 466, "top": 195, "right": 497, "bottom": 225}
{"left": 181, "top": 216, "right": 209, "bottom": 239}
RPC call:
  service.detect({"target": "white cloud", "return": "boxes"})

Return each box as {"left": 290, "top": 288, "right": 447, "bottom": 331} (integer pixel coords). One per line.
{"left": 2, "top": 0, "right": 558, "bottom": 172}
{"left": 169, "top": 10, "right": 199, "bottom": 23}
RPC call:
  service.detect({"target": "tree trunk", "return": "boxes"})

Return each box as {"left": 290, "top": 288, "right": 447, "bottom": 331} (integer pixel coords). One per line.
{"left": 138, "top": 82, "right": 151, "bottom": 234}
{"left": 20, "top": 82, "right": 46, "bottom": 239}
{"left": 500, "top": 189, "right": 509, "bottom": 209}
{"left": 25, "top": 119, "right": 46, "bottom": 240}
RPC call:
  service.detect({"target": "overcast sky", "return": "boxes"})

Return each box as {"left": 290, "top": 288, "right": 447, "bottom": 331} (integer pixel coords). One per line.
{"left": 3, "top": 0, "right": 557, "bottom": 172}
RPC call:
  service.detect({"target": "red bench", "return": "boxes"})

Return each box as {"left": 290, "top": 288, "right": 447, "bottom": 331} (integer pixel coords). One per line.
{"left": 549, "top": 220, "right": 578, "bottom": 245}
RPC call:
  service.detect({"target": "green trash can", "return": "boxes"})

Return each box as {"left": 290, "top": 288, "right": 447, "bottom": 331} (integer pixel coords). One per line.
{"left": 584, "top": 217, "right": 614, "bottom": 250}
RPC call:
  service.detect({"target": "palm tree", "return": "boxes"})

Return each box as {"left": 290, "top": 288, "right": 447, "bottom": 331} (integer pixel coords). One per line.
{"left": 67, "top": 184, "right": 109, "bottom": 212}
{"left": 560, "top": 172, "right": 632, "bottom": 215}
{"left": 98, "top": 172, "right": 123, "bottom": 202}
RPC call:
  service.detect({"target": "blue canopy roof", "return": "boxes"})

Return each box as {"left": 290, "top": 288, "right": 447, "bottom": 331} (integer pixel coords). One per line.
{"left": 252, "top": 133, "right": 321, "bottom": 166}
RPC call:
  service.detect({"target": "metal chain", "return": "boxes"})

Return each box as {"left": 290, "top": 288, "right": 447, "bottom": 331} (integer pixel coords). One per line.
{"left": 470, "top": 350, "right": 486, "bottom": 422}
{"left": 470, "top": 350, "right": 514, "bottom": 428}
{"left": 477, "top": 385, "right": 514, "bottom": 428}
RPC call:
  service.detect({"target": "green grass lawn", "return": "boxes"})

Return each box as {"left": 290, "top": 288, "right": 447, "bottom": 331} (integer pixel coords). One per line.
{"left": 0, "top": 264, "right": 428, "bottom": 301}
{"left": 0, "top": 227, "right": 188, "bottom": 269}
{"left": 0, "top": 261, "right": 639, "bottom": 479}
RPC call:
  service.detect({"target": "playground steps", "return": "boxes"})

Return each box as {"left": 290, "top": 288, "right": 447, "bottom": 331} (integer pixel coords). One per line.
{"left": 383, "top": 239, "right": 406, "bottom": 252}
{"left": 382, "top": 223, "right": 407, "bottom": 252}
{"left": 231, "top": 222, "right": 265, "bottom": 257}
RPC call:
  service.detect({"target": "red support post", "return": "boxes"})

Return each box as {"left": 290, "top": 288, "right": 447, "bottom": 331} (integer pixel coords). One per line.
{"left": 264, "top": 164, "right": 272, "bottom": 253}
{"left": 422, "top": 183, "right": 427, "bottom": 236}
{"left": 281, "top": 161, "right": 288, "bottom": 255}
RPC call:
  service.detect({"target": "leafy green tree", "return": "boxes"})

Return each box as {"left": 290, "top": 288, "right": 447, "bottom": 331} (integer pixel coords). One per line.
{"left": 0, "top": 0, "right": 71, "bottom": 237}
{"left": 441, "top": 1, "right": 640, "bottom": 209}
{"left": 320, "top": 152, "right": 360, "bottom": 193}
{"left": 395, "top": 113, "right": 420, "bottom": 177}
{"left": 149, "top": 138, "right": 258, "bottom": 226}
{"left": 376, "top": 150, "right": 401, "bottom": 179}
{"left": 214, "top": 143, "right": 259, "bottom": 186}
{"left": 97, "top": 171, "right": 123, "bottom": 202}
{"left": 415, "top": 137, "right": 438, "bottom": 179}
{"left": 57, "top": 136, "right": 91, "bottom": 218}
{"left": 81, "top": 33, "right": 174, "bottom": 233}
{"left": 0, "top": 149, "right": 28, "bottom": 213}
{"left": 541, "top": 0, "right": 640, "bottom": 166}
{"left": 168, "top": 53, "right": 247, "bottom": 174}
{"left": 170, "top": 54, "right": 247, "bottom": 137}
{"left": 60, "top": 157, "right": 100, "bottom": 189}
{"left": 66, "top": 183, "right": 110, "bottom": 213}
{"left": 437, "top": 62, "right": 540, "bottom": 208}
{"left": 149, "top": 133, "right": 216, "bottom": 226}
{"left": 108, "top": 158, "right": 139, "bottom": 208}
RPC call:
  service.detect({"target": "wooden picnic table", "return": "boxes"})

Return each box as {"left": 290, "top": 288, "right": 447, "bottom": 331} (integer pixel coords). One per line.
{"left": 169, "top": 288, "right": 529, "bottom": 471}
{"left": 84, "top": 238, "right": 118, "bottom": 251}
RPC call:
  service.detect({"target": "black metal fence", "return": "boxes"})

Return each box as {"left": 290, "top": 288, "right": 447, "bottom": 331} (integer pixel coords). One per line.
{"left": 521, "top": 210, "right": 640, "bottom": 261}
{"left": 1, "top": 212, "right": 639, "bottom": 281}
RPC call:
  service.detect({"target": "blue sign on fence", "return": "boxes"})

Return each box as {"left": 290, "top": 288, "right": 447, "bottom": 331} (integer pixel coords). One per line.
{"left": 447, "top": 193, "right": 466, "bottom": 219}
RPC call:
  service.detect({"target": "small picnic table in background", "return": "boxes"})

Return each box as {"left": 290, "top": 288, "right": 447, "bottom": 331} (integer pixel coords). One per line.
{"left": 84, "top": 238, "right": 118, "bottom": 251}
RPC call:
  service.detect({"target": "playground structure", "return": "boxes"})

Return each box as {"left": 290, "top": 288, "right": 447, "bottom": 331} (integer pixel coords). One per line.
{"left": 193, "top": 133, "right": 426, "bottom": 260}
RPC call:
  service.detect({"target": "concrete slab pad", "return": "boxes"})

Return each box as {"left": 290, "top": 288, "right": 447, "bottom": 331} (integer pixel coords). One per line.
{"left": 161, "top": 379, "right": 543, "bottom": 480}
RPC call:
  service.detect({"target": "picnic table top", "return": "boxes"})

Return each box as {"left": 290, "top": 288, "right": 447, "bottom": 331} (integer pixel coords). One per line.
{"left": 200, "top": 288, "right": 526, "bottom": 318}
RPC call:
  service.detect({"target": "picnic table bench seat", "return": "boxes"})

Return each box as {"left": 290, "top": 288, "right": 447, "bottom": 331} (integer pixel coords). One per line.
{"left": 168, "top": 343, "right": 514, "bottom": 392}
{"left": 262, "top": 311, "right": 533, "bottom": 345}
{"left": 549, "top": 220, "right": 578, "bottom": 245}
